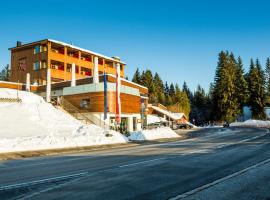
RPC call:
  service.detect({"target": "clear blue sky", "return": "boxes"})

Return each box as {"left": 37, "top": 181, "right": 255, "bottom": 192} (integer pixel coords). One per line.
{"left": 1, "top": 0, "right": 270, "bottom": 91}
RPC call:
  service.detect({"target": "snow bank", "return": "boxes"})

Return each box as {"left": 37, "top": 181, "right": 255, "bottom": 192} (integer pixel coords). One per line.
{"left": 128, "top": 127, "right": 179, "bottom": 141}
{"left": 0, "top": 89, "right": 128, "bottom": 153}
{"left": 230, "top": 119, "right": 270, "bottom": 128}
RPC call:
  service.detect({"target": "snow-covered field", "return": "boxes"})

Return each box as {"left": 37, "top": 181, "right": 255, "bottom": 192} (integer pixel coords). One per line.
{"left": 230, "top": 119, "right": 270, "bottom": 128}
{"left": 128, "top": 127, "right": 179, "bottom": 141}
{"left": 0, "top": 88, "right": 128, "bottom": 153}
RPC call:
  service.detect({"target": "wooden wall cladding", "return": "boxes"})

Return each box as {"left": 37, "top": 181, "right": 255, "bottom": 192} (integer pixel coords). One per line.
{"left": 64, "top": 91, "right": 141, "bottom": 114}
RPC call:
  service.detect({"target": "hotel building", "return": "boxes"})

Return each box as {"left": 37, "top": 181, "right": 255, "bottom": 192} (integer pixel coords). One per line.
{"left": 5, "top": 39, "right": 148, "bottom": 132}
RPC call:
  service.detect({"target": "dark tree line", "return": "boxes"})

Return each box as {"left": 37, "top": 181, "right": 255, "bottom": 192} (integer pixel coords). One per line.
{"left": 212, "top": 51, "right": 270, "bottom": 122}
{"left": 132, "top": 69, "right": 191, "bottom": 118}
{"left": 132, "top": 51, "right": 270, "bottom": 125}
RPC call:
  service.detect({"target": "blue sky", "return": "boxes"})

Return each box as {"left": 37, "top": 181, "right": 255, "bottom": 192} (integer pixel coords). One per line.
{"left": 1, "top": 0, "right": 270, "bottom": 91}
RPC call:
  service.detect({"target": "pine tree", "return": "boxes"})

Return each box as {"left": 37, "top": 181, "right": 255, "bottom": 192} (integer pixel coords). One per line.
{"left": 132, "top": 68, "right": 141, "bottom": 84}
{"left": 169, "top": 83, "right": 175, "bottom": 99}
{"left": 212, "top": 51, "right": 239, "bottom": 122}
{"left": 265, "top": 58, "right": 270, "bottom": 105}
{"left": 248, "top": 59, "right": 266, "bottom": 119}
{"left": 182, "top": 81, "right": 193, "bottom": 101}
{"left": 235, "top": 56, "right": 248, "bottom": 115}
{"left": 164, "top": 82, "right": 169, "bottom": 96}
{"left": 0, "top": 64, "right": 10, "bottom": 81}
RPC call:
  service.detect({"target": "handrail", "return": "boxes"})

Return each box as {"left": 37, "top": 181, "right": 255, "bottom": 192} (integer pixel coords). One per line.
{"left": 59, "top": 97, "right": 95, "bottom": 125}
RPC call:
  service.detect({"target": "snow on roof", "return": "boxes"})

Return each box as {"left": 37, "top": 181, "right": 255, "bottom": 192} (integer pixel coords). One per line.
{"left": 107, "top": 74, "right": 148, "bottom": 90}
{"left": 48, "top": 39, "right": 126, "bottom": 65}
{"left": 148, "top": 105, "right": 186, "bottom": 121}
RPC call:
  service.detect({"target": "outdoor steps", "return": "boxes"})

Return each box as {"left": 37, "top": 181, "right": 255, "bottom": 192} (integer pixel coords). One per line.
{"left": 58, "top": 97, "right": 95, "bottom": 125}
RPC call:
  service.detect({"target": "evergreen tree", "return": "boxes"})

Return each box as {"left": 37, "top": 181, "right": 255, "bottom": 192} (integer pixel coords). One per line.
{"left": 141, "top": 70, "right": 156, "bottom": 103}
{"left": 248, "top": 59, "right": 266, "bottom": 119}
{"left": 153, "top": 73, "right": 164, "bottom": 103}
{"left": 212, "top": 51, "right": 239, "bottom": 122}
{"left": 164, "top": 82, "right": 170, "bottom": 96}
{"left": 169, "top": 83, "right": 175, "bottom": 99}
{"left": 132, "top": 68, "right": 141, "bottom": 84}
{"left": 235, "top": 56, "right": 248, "bottom": 115}
{"left": 0, "top": 64, "right": 10, "bottom": 81}
{"left": 182, "top": 81, "right": 193, "bottom": 101}
{"left": 265, "top": 58, "right": 270, "bottom": 105}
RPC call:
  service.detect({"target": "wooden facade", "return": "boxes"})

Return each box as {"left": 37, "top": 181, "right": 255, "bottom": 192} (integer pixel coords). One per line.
{"left": 9, "top": 39, "right": 125, "bottom": 85}
{"left": 64, "top": 92, "right": 141, "bottom": 114}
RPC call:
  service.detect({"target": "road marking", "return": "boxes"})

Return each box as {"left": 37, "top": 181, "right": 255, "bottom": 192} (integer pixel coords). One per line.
{"left": 0, "top": 172, "right": 88, "bottom": 191}
{"left": 169, "top": 157, "right": 270, "bottom": 200}
{"left": 118, "top": 157, "right": 166, "bottom": 168}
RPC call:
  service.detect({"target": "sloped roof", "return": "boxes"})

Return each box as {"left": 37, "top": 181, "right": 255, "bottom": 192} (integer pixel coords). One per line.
{"left": 148, "top": 105, "right": 186, "bottom": 120}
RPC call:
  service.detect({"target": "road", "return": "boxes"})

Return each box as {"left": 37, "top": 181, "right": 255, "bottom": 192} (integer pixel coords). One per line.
{"left": 0, "top": 127, "right": 270, "bottom": 200}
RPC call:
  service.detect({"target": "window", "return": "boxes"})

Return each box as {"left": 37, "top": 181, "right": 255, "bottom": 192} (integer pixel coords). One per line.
{"left": 80, "top": 98, "right": 90, "bottom": 109}
{"left": 41, "top": 61, "right": 47, "bottom": 69}
{"left": 34, "top": 46, "right": 40, "bottom": 54}
{"left": 33, "top": 61, "right": 40, "bottom": 70}
{"left": 41, "top": 45, "right": 47, "bottom": 52}
{"left": 18, "top": 58, "right": 27, "bottom": 71}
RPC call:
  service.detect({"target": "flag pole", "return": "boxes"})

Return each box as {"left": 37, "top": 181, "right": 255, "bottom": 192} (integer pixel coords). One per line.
{"left": 103, "top": 67, "right": 108, "bottom": 135}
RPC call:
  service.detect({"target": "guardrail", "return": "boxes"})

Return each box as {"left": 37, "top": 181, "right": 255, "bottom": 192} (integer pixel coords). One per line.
{"left": 0, "top": 98, "right": 22, "bottom": 103}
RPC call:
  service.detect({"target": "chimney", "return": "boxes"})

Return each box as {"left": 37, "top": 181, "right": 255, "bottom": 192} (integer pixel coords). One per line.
{"left": 112, "top": 56, "right": 121, "bottom": 61}
{"left": 17, "top": 41, "right": 22, "bottom": 47}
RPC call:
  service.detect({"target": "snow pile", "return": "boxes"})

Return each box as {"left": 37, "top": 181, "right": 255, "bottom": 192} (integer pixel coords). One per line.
{"left": 128, "top": 127, "right": 179, "bottom": 141}
{"left": 0, "top": 88, "right": 128, "bottom": 153}
{"left": 230, "top": 119, "right": 270, "bottom": 128}
{"left": 147, "top": 114, "right": 167, "bottom": 124}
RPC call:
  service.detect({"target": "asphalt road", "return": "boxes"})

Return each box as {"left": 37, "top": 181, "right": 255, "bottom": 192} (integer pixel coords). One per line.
{"left": 0, "top": 127, "right": 270, "bottom": 200}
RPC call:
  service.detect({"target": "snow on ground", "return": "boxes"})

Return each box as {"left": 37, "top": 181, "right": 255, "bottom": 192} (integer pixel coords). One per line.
{"left": 230, "top": 119, "right": 270, "bottom": 128}
{"left": 0, "top": 88, "right": 128, "bottom": 153}
{"left": 128, "top": 127, "right": 179, "bottom": 141}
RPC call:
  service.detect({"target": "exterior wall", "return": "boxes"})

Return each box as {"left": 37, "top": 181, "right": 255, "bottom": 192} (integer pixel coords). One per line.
{"left": 10, "top": 43, "right": 48, "bottom": 85}
{"left": 63, "top": 92, "right": 141, "bottom": 114}
{"left": 10, "top": 40, "right": 125, "bottom": 85}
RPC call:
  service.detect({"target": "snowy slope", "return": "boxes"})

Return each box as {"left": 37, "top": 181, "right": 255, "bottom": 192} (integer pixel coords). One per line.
{"left": 0, "top": 88, "right": 128, "bottom": 153}
{"left": 128, "top": 127, "right": 179, "bottom": 141}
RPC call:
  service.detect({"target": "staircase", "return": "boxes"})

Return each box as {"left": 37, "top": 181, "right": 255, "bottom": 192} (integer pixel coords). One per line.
{"left": 59, "top": 97, "right": 95, "bottom": 125}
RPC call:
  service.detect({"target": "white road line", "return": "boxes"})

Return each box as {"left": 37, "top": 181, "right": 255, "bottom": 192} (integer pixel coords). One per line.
{"left": 169, "top": 157, "right": 270, "bottom": 200}
{"left": 0, "top": 172, "right": 88, "bottom": 191}
{"left": 0, "top": 158, "right": 166, "bottom": 192}
{"left": 118, "top": 158, "right": 166, "bottom": 168}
